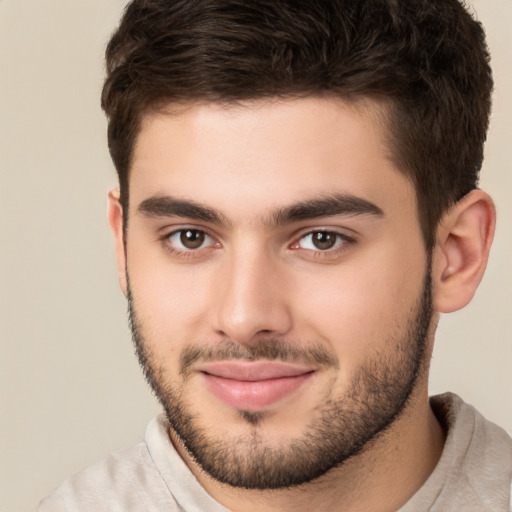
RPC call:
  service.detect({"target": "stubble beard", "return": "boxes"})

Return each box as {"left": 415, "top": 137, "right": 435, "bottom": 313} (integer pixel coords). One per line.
{"left": 127, "top": 263, "right": 433, "bottom": 490}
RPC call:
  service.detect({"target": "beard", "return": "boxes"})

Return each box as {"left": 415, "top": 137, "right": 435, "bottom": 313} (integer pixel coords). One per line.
{"left": 127, "top": 261, "right": 433, "bottom": 490}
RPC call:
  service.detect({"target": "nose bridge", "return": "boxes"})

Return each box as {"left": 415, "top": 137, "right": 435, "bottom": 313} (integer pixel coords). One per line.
{"left": 212, "top": 241, "right": 292, "bottom": 344}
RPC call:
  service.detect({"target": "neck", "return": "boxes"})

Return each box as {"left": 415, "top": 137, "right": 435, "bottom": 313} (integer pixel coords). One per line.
{"left": 172, "top": 386, "right": 445, "bottom": 512}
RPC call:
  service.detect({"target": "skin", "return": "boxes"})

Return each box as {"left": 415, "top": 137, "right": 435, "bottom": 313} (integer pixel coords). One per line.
{"left": 109, "top": 97, "right": 495, "bottom": 512}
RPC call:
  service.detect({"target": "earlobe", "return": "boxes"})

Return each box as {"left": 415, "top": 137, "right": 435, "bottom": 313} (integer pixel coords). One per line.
{"left": 432, "top": 190, "right": 495, "bottom": 313}
{"left": 107, "top": 188, "right": 128, "bottom": 296}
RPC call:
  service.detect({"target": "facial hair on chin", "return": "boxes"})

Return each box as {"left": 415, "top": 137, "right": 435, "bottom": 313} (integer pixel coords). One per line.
{"left": 127, "top": 261, "right": 433, "bottom": 490}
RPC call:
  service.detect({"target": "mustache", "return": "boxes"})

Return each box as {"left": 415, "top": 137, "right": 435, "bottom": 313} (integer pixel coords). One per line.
{"left": 179, "top": 339, "right": 339, "bottom": 376}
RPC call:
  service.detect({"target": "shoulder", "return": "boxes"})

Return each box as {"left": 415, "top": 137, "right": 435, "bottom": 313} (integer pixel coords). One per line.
{"left": 400, "top": 393, "right": 512, "bottom": 512}
{"left": 35, "top": 415, "right": 228, "bottom": 512}
{"left": 35, "top": 423, "right": 180, "bottom": 511}
{"left": 433, "top": 393, "right": 512, "bottom": 510}
{"left": 431, "top": 392, "right": 512, "bottom": 461}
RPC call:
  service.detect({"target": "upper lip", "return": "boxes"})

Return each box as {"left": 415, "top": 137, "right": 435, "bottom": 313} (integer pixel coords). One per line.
{"left": 198, "top": 361, "right": 315, "bottom": 381}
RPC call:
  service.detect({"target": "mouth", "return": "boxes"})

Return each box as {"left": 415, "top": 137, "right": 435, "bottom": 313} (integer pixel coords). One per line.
{"left": 198, "top": 360, "right": 315, "bottom": 411}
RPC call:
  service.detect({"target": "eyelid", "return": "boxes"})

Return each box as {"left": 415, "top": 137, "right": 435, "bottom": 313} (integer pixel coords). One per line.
{"left": 292, "top": 226, "right": 356, "bottom": 244}
{"left": 158, "top": 224, "right": 356, "bottom": 259}
{"left": 160, "top": 225, "right": 221, "bottom": 255}
{"left": 289, "top": 228, "right": 356, "bottom": 257}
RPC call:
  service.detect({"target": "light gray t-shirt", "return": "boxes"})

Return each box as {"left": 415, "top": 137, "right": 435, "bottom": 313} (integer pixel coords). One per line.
{"left": 37, "top": 393, "right": 512, "bottom": 511}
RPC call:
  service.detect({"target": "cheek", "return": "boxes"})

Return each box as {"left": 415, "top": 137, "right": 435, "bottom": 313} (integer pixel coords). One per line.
{"left": 291, "top": 246, "right": 426, "bottom": 361}
{"left": 127, "top": 246, "right": 215, "bottom": 347}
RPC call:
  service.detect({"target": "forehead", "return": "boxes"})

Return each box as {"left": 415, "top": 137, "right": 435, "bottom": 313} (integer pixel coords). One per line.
{"left": 129, "top": 97, "right": 415, "bottom": 221}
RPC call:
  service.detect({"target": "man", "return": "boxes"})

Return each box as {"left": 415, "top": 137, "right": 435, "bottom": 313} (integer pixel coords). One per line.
{"left": 37, "top": 0, "right": 512, "bottom": 510}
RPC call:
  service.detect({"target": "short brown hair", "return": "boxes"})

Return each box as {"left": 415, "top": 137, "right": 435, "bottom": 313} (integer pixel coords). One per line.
{"left": 102, "top": 0, "right": 493, "bottom": 250}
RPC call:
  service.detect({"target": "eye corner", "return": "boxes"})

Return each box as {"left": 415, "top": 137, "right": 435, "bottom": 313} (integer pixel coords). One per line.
{"left": 160, "top": 227, "right": 220, "bottom": 258}
{"left": 288, "top": 228, "right": 357, "bottom": 260}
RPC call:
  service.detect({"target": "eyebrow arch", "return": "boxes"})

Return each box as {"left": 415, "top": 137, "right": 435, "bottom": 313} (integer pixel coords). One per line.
{"left": 138, "top": 196, "right": 229, "bottom": 225}
{"left": 270, "top": 193, "right": 384, "bottom": 226}
{"left": 137, "top": 192, "right": 384, "bottom": 227}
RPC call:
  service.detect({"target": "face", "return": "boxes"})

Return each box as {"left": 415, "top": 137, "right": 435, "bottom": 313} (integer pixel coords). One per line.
{"left": 115, "top": 97, "right": 433, "bottom": 489}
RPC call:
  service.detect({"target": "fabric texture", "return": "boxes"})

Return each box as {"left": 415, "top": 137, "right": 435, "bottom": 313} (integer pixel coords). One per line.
{"left": 399, "top": 393, "right": 512, "bottom": 511}
{"left": 36, "top": 393, "right": 512, "bottom": 512}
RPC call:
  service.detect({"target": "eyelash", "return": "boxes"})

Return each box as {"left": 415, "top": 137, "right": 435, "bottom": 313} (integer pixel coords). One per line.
{"left": 290, "top": 230, "right": 355, "bottom": 260}
{"left": 161, "top": 228, "right": 219, "bottom": 258}
{"left": 160, "top": 228, "right": 355, "bottom": 259}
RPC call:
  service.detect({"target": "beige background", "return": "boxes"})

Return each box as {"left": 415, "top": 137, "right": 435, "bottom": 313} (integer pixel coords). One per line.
{"left": 0, "top": 1, "right": 510, "bottom": 511}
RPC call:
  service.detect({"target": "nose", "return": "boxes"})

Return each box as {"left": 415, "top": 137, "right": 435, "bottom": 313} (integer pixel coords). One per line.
{"left": 210, "top": 247, "right": 293, "bottom": 345}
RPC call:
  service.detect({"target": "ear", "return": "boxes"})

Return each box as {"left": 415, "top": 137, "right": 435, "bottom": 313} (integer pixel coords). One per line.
{"left": 432, "top": 190, "right": 496, "bottom": 313}
{"left": 107, "top": 188, "right": 128, "bottom": 296}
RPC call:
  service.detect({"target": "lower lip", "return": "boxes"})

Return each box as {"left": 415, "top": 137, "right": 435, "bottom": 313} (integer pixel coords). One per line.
{"left": 202, "top": 372, "right": 313, "bottom": 411}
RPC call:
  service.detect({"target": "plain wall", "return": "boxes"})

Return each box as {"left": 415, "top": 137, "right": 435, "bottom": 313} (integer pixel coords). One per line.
{"left": 0, "top": 1, "right": 510, "bottom": 511}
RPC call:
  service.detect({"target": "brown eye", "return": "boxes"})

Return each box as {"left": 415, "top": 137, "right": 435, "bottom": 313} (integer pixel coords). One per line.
{"left": 297, "top": 231, "right": 347, "bottom": 251}
{"left": 179, "top": 229, "right": 206, "bottom": 249}
{"left": 166, "top": 229, "right": 215, "bottom": 252}
{"left": 311, "top": 232, "right": 337, "bottom": 250}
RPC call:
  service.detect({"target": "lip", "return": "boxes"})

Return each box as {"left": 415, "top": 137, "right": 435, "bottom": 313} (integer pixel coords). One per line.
{"left": 199, "top": 361, "right": 315, "bottom": 411}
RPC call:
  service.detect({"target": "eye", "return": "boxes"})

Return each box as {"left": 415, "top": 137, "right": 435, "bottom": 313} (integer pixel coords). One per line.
{"left": 166, "top": 229, "right": 216, "bottom": 251}
{"left": 296, "top": 231, "right": 349, "bottom": 251}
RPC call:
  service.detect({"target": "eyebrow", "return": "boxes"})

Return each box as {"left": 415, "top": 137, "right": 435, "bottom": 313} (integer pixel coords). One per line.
{"left": 137, "top": 193, "right": 384, "bottom": 227}
{"left": 138, "top": 196, "right": 229, "bottom": 225}
{"left": 270, "top": 194, "right": 384, "bottom": 226}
